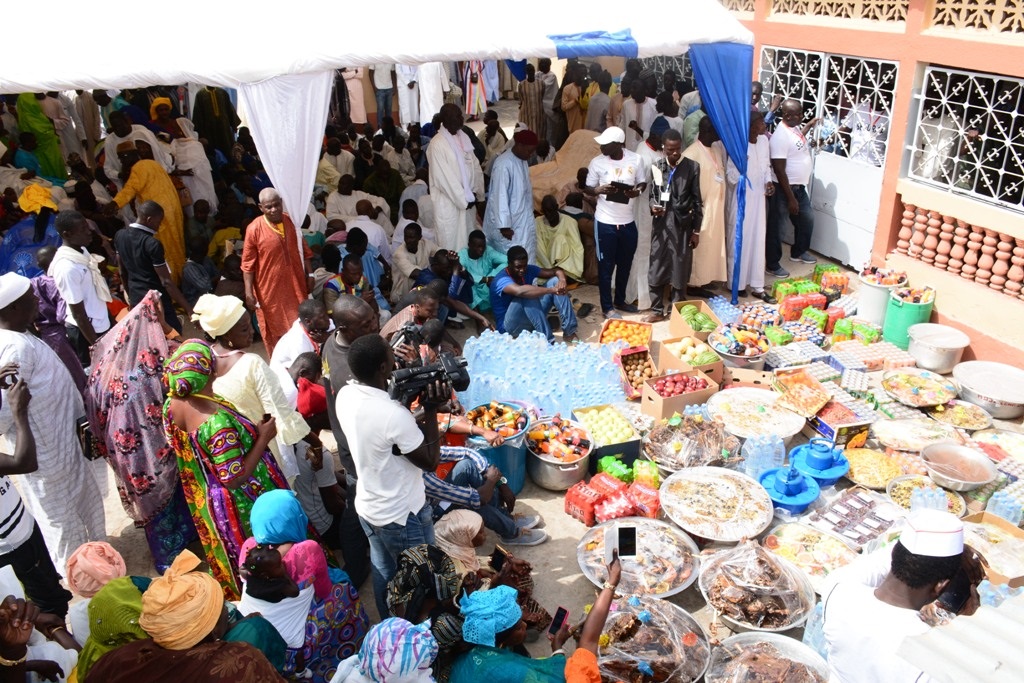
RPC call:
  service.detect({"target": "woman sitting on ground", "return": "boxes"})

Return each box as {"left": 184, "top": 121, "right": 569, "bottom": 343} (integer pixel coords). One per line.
{"left": 239, "top": 489, "right": 369, "bottom": 682}
{"left": 433, "top": 510, "right": 551, "bottom": 635}
{"left": 450, "top": 585, "right": 570, "bottom": 683}
{"left": 331, "top": 617, "right": 438, "bottom": 683}
{"left": 83, "top": 550, "right": 283, "bottom": 682}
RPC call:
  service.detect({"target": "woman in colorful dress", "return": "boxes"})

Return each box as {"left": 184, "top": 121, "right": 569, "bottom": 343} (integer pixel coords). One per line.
{"left": 239, "top": 490, "right": 369, "bottom": 682}
{"left": 162, "top": 339, "right": 288, "bottom": 598}
{"left": 85, "top": 291, "right": 197, "bottom": 573}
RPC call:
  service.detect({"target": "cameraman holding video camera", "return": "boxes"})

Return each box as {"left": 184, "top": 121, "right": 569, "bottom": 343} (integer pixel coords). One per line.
{"left": 337, "top": 333, "right": 446, "bottom": 618}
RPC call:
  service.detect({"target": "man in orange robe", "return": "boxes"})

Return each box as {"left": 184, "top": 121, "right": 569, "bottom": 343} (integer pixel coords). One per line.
{"left": 241, "top": 188, "right": 313, "bottom": 355}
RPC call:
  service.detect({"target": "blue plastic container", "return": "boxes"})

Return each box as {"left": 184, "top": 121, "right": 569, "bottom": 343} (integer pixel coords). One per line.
{"left": 790, "top": 438, "right": 849, "bottom": 487}
{"left": 467, "top": 403, "right": 531, "bottom": 495}
{"left": 760, "top": 465, "right": 821, "bottom": 515}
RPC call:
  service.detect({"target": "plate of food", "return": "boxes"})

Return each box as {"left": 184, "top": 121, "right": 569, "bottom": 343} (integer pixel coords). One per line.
{"left": 882, "top": 368, "right": 958, "bottom": 408}
{"left": 699, "top": 540, "right": 817, "bottom": 632}
{"left": 641, "top": 416, "right": 742, "bottom": 474}
{"left": 577, "top": 517, "right": 700, "bottom": 598}
{"left": 705, "top": 633, "right": 829, "bottom": 683}
{"left": 704, "top": 388, "right": 806, "bottom": 443}
{"left": 971, "top": 429, "right": 1024, "bottom": 462}
{"left": 597, "top": 596, "right": 711, "bottom": 683}
{"left": 886, "top": 474, "right": 967, "bottom": 517}
{"left": 872, "top": 418, "right": 966, "bottom": 452}
{"left": 843, "top": 448, "right": 903, "bottom": 489}
{"left": 925, "top": 400, "right": 992, "bottom": 432}
{"left": 660, "top": 467, "right": 774, "bottom": 542}
{"left": 762, "top": 523, "right": 859, "bottom": 594}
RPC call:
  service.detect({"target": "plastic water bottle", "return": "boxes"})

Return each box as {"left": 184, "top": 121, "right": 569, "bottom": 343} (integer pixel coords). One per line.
{"left": 987, "top": 491, "right": 1024, "bottom": 525}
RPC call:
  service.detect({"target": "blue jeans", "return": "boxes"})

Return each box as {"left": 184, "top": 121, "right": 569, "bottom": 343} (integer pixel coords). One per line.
{"left": 596, "top": 221, "right": 638, "bottom": 312}
{"left": 375, "top": 89, "right": 394, "bottom": 122}
{"left": 766, "top": 183, "right": 814, "bottom": 269}
{"left": 359, "top": 503, "right": 435, "bottom": 619}
{"left": 434, "top": 458, "right": 518, "bottom": 539}
{"left": 503, "top": 277, "right": 577, "bottom": 342}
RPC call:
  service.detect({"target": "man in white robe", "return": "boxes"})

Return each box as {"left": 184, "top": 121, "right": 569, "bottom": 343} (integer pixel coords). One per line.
{"left": 325, "top": 174, "right": 395, "bottom": 237}
{"left": 324, "top": 137, "right": 356, "bottom": 178}
{"left": 483, "top": 130, "right": 539, "bottom": 261}
{"left": 626, "top": 124, "right": 666, "bottom": 310}
{"left": 726, "top": 112, "right": 774, "bottom": 300}
{"left": 396, "top": 64, "right": 420, "bottom": 127}
{"left": 269, "top": 300, "right": 331, "bottom": 393}
{"left": 391, "top": 223, "right": 438, "bottom": 300}
{"left": 426, "top": 104, "right": 484, "bottom": 251}
{"left": 0, "top": 273, "right": 105, "bottom": 570}
{"left": 391, "top": 198, "right": 437, "bottom": 252}
{"left": 103, "top": 110, "right": 172, "bottom": 184}
{"left": 683, "top": 117, "right": 728, "bottom": 290}
{"left": 417, "top": 62, "right": 450, "bottom": 126}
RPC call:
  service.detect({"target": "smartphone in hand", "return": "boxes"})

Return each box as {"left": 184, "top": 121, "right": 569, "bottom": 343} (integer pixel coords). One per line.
{"left": 548, "top": 606, "right": 569, "bottom": 635}
{"left": 618, "top": 525, "right": 638, "bottom": 559}
{"left": 490, "top": 545, "right": 508, "bottom": 572}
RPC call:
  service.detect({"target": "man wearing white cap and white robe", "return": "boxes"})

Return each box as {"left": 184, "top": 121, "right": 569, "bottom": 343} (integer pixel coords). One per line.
{"left": 0, "top": 272, "right": 105, "bottom": 570}
{"left": 822, "top": 509, "right": 978, "bottom": 683}
{"left": 427, "top": 103, "right": 484, "bottom": 251}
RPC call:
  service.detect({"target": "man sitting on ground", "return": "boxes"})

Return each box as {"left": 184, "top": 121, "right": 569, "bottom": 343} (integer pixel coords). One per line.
{"left": 535, "top": 194, "right": 584, "bottom": 282}
{"left": 458, "top": 229, "right": 507, "bottom": 315}
{"left": 324, "top": 253, "right": 391, "bottom": 325}
{"left": 489, "top": 245, "right": 578, "bottom": 343}
{"left": 414, "top": 250, "right": 492, "bottom": 332}
{"left": 391, "top": 222, "right": 438, "bottom": 301}
{"left": 391, "top": 198, "right": 437, "bottom": 251}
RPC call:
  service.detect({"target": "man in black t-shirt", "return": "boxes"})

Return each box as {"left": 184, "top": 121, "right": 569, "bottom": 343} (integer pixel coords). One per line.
{"left": 112, "top": 201, "right": 192, "bottom": 332}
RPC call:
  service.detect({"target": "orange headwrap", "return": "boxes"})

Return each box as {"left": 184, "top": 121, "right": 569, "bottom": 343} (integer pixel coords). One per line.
{"left": 139, "top": 550, "right": 224, "bottom": 650}
{"left": 149, "top": 97, "right": 173, "bottom": 121}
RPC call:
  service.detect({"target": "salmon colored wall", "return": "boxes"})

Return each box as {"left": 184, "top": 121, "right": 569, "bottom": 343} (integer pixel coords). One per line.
{"left": 735, "top": 0, "right": 1024, "bottom": 266}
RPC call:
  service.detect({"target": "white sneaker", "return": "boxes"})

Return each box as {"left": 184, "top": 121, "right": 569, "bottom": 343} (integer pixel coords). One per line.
{"left": 514, "top": 514, "right": 541, "bottom": 530}
{"left": 501, "top": 527, "right": 549, "bottom": 546}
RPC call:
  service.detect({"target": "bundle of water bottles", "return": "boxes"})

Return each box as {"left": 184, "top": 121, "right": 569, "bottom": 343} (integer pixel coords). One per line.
{"left": 909, "top": 487, "right": 951, "bottom": 513}
{"left": 459, "top": 330, "right": 627, "bottom": 417}
{"left": 706, "top": 296, "right": 742, "bottom": 325}
{"left": 986, "top": 490, "right": 1024, "bottom": 525}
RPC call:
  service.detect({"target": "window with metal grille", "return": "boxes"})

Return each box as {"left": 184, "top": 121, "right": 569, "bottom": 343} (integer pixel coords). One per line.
{"left": 907, "top": 66, "right": 1024, "bottom": 213}
{"left": 639, "top": 55, "right": 696, "bottom": 93}
{"left": 759, "top": 46, "right": 898, "bottom": 167}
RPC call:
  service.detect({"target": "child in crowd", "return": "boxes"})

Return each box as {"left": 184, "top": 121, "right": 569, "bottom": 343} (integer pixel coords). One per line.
{"left": 181, "top": 237, "right": 221, "bottom": 306}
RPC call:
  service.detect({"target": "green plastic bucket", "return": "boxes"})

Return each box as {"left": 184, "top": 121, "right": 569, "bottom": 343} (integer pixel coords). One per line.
{"left": 882, "top": 293, "right": 935, "bottom": 350}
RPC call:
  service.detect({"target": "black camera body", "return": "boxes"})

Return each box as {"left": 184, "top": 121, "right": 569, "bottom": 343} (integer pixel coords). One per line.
{"left": 388, "top": 322, "right": 470, "bottom": 406}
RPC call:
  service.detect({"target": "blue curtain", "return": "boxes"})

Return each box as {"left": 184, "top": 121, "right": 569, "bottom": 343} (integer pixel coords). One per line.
{"left": 505, "top": 60, "right": 527, "bottom": 82}
{"left": 689, "top": 42, "right": 753, "bottom": 303}
{"left": 547, "top": 30, "right": 639, "bottom": 59}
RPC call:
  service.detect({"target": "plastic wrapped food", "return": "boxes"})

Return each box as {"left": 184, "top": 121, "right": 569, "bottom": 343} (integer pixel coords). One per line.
{"left": 598, "top": 596, "right": 711, "bottom": 683}
{"left": 660, "top": 467, "right": 774, "bottom": 542}
{"left": 881, "top": 368, "right": 958, "bottom": 408}
{"left": 971, "top": 429, "right": 1024, "bottom": 462}
{"left": 925, "top": 401, "right": 992, "bottom": 431}
{"left": 844, "top": 448, "right": 902, "bottom": 489}
{"left": 641, "top": 415, "right": 742, "bottom": 473}
{"left": 872, "top": 418, "right": 965, "bottom": 452}
{"left": 962, "top": 521, "right": 1024, "bottom": 579}
{"left": 699, "top": 541, "right": 816, "bottom": 631}
{"left": 763, "top": 523, "right": 859, "bottom": 594}
{"left": 887, "top": 475, "right": 966, "bottom": 516}
{"left": 578, "top": 518, "right": 699, "bottom": 597}
{"left": 705, "top": 388, "right": 805, "bottom": 442}
{"left": 706, "top": 633, "right": 828, "bottom": 683}
{"left": 807, "top": 488, "right": 899, "bottom": 549}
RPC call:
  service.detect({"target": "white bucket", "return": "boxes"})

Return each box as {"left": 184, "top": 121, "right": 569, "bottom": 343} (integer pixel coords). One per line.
{"left": 857, "top": 276, "right": 897, "bottom": 326}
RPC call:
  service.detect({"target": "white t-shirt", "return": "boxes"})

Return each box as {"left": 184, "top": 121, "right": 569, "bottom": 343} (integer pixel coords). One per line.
{"left": 823, "top": 581, "right": 935, "bottom": 683}
{"left": 769, "top": 122, "right": 813, "bottom": 186}
{"left": 336, "top": 383, "right": 425, "bottom": 527}
{"left": 586, "top": 149, "right": 648, "bottom": 225}
{"left": 49, "top": 253, "right": 111, "bottom": 334}
{"left": 0, "top": 475, "right": 35, "bottom": 555}
{"left": 293, "top": 447, "right": 339, "bottom": 535}
{"left": 371, "top": 64, "right": 395, "bottom": 91}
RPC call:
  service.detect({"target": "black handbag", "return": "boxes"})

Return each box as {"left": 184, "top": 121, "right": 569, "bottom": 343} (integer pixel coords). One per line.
{"left": 76, "top": 416, "right": 104, "bottom": 461}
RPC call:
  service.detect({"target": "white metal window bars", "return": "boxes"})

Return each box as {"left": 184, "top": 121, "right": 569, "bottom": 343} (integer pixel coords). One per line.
{"left": 639, "top": 55, "right": 697, "bottom": 92}
{"left": 758, "top": 46, "right": 898, "bottom": 168}
{"left": 907, "top": 66, "right": 1024, "bottom": 213}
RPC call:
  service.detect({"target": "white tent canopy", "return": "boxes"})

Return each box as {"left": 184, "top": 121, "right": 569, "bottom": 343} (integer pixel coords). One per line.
{"left": 2, "top": 0, "right": 752, "bottom": 262}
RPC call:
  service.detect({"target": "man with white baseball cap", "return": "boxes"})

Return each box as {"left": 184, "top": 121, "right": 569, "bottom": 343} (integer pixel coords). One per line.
{"left": 822, "top": 510, "right": 980, "bottom": 683}
{"left": 583, "top": 126, "right": 648, "bottom": 319}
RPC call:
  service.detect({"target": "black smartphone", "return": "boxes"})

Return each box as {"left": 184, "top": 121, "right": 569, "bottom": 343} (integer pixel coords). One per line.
{"left": 618, "top": 525, "right": 638, "bottom": 558}
{"left": 937, "top": 568, "right": 972, "bottom": 614}
{"left": 490, "top": 546, "right": 507, "bottom": 572}
{"left": 548, "top": 606, "right": 569, "bottom": 635}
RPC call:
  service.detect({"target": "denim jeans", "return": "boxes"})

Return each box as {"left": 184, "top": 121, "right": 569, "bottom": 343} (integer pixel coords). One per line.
{"left": 359, "top": 503, "right": 435, "bottom": 619}
{"left": 435, "top": 458, "right": 518, "bottom": 539}
{"left": 766, "top": 183, "right": 814, "bottom": 269}
{"left": 503, "top": 277, "right": 577, "bottom": 342}
{"left": 596, "top": 221, "right": 638, "bottom": 312}
{"left": 375, "top": 89, "right": 394, "bottom": 122}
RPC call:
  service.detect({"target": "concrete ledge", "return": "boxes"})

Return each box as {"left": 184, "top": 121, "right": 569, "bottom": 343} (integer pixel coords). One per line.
{"left": 886, "top": 252, "right": 1024, "bottom": 367}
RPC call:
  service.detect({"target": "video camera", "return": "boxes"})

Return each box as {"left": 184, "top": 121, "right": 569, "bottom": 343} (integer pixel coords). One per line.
{"left": 388, "top": 321, "right": 471, "bottom": 407}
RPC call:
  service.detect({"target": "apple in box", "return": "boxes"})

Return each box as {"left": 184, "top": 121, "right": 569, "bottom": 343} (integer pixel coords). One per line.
{"left": 652, "top": 373, "right": 709, "bottom": 397}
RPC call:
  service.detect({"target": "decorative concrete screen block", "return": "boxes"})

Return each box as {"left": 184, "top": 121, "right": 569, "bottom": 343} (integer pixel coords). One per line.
{"left": 931, "top": 0, "right": 1024, "bottom": 34}
{"left": 770, "top": 0, "right": 908, "bottom": 22}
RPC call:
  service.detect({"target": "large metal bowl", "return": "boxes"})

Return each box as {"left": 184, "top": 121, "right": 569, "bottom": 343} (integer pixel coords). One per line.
{"left": 525, "top": 418, "right": 590, "bottom": 491}
{"left": 953, "top": 361, "right": 1024, "bottom": 419}
{"left": 920, "top": 443, "right": 998, "bottom": 492}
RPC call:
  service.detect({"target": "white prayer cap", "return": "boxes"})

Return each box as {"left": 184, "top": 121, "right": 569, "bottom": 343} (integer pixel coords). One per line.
{"left": 191, "top": 294, "right": 246, "bottom": 338}
{"left": 0, "top": 273, "right": 31, "bottom": 310}
{"left": 898, "top": 509, "right": 964, "bottom": 557}
{"left": 513, "top": 122, "right": 528, "bottom": 133}
{"left": 594, "top": 126, "right": 626, "bottom": 145}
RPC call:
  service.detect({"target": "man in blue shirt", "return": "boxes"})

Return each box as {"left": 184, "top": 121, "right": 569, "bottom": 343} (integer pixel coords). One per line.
{"left": 414, "top": 249, "right": 492, "bottom": 331}
{"left": 489, "top": 245, "right": 578, "bottom": 343}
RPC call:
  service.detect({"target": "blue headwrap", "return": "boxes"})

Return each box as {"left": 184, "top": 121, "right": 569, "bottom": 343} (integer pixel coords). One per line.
{"left": 460, "top": 585, "right": 522, "bottom": 647}
{"left": 250, "top": 489, "right": 349, "bottom": 584}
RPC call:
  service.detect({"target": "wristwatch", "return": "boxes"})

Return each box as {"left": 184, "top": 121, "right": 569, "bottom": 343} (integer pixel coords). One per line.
{"left": 499, "top": 476, "right": 508, "bottom": 486}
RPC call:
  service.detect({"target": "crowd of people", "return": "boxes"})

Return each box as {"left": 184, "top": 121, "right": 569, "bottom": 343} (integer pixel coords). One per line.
{"left": 0, "top": 57, "right": 919, "bottom": 683}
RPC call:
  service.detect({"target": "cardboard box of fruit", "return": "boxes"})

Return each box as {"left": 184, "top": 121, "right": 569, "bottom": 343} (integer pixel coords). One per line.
{"left": 615, "top": 346, "right": 657, "bottom": 400}
{"left": 572, "top": 404, "right": 642, "bottom": 468}
{"left": 669, "top": 301, "right": 721, "bottom": 341}
{"left": 640, "top": 369, "right": 719, "bottom": 420}
{"left": 599, "top": 319, "right": 652, "bottom": 346}
{"left": 658, "top": 336, "right": 725, "bottom": 384}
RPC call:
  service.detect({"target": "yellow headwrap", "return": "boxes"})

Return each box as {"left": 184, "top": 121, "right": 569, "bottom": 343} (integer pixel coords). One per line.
{"left": 191, "top": 293, "right": 246, "bottom": 338}
{"left": 17, "top": 185, "right": 57, "bottom": 214}
{"left": 150, "top": 97, "right": 174, "bottom": 121}
{"left": 139, "top": 549, "right": 223, "bottom": 650}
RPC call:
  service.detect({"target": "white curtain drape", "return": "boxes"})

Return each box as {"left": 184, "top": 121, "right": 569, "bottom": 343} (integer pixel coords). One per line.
{"left": 238, "top": 71, "right": 333, "bottom": 252}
